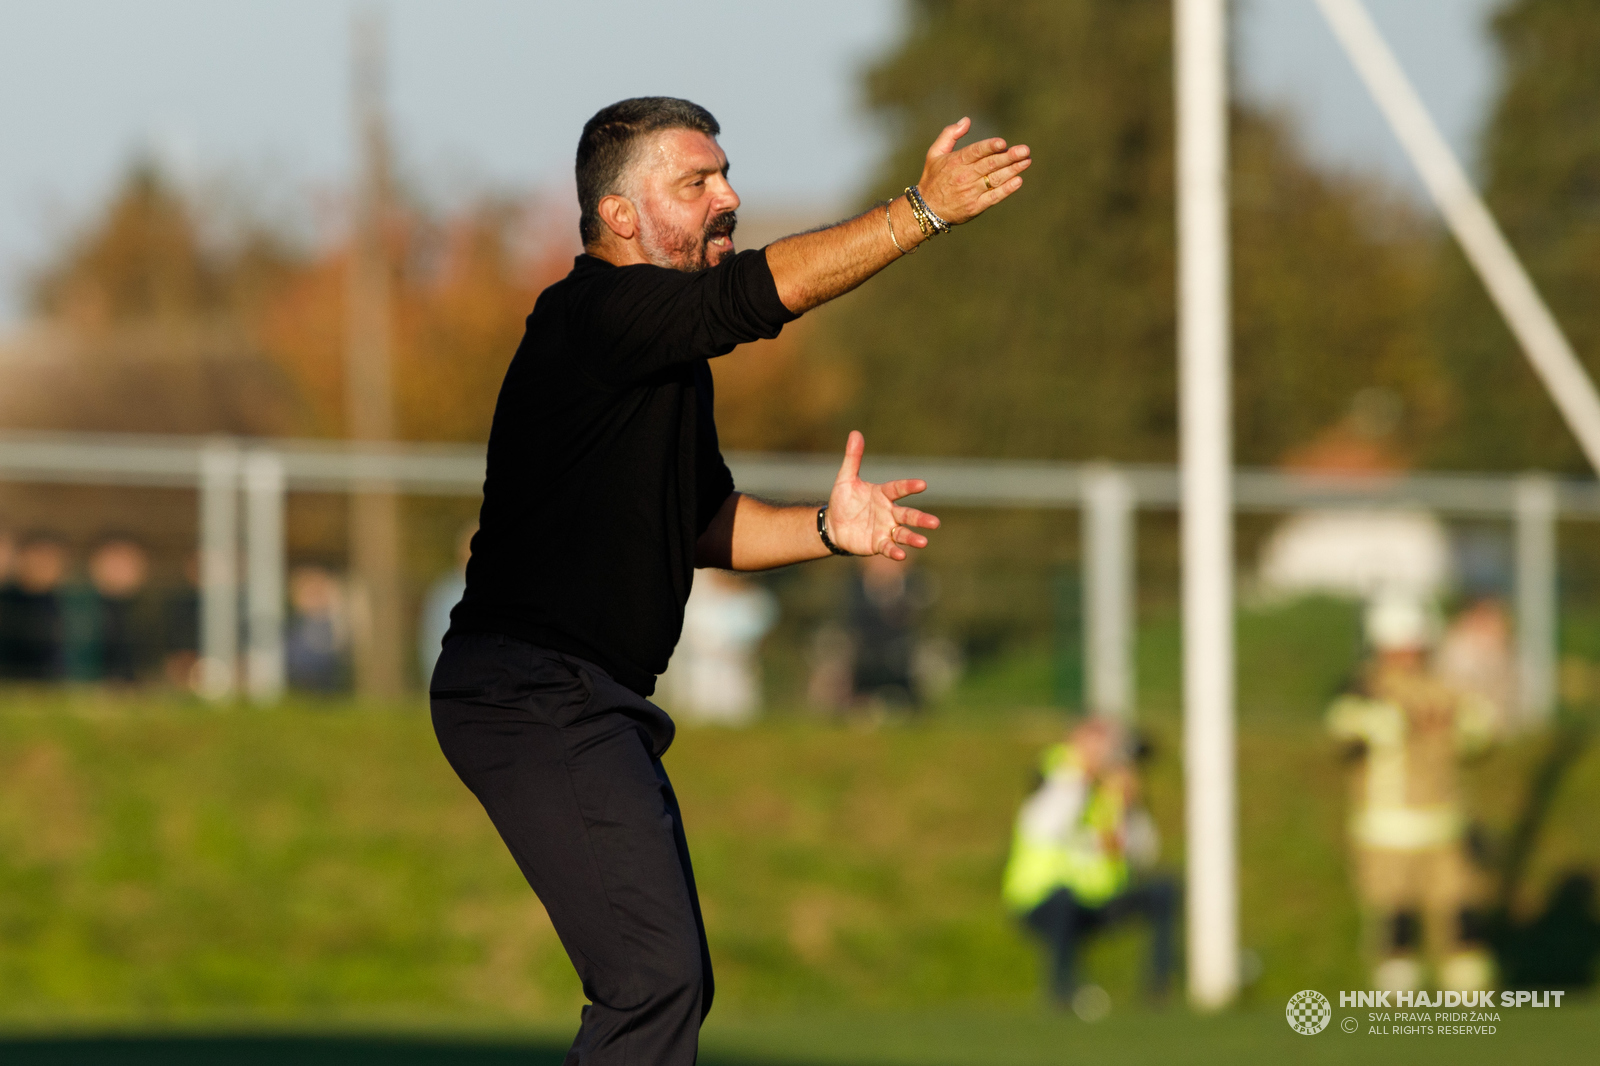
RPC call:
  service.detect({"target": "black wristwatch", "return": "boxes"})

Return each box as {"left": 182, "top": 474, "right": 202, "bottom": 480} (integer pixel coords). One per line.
{"left": 817, "top": 505, "right": 853, "bottom": 556}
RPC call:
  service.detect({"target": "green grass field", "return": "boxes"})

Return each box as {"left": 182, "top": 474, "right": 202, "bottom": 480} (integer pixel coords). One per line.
{"left": 1, "top": 1007, "right": 1594, "bottom": 1065}
{"left": 0, "top": 598, "right": 1595, "bottom": 1062}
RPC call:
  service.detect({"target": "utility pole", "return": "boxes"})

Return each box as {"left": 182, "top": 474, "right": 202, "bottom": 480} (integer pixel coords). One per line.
{"left": 346, "top": 11, "right": 405, "bottom": 699}
{"left": 1177, "top": 0, "right": 1239, "bottom": 1010}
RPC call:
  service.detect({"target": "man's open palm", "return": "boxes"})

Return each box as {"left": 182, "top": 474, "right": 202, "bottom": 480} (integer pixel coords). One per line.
{"left": 826, "top": 431, "right": 940, "bottom": 561}
{"left": 916, "top": 116, "right": 1031, "bottom": 225}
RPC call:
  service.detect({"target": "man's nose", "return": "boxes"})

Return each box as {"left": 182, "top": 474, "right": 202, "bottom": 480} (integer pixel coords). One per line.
{"left": 711, "top": 175, "right": 740, "bottom": 213}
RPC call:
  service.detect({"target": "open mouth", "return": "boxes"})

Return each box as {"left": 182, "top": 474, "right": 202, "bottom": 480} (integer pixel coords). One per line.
{"left": 705, "top": 212, "right": 737, "bottom": 252}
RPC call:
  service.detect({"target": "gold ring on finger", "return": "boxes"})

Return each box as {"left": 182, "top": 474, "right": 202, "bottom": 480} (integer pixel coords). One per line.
{"left": 983, "top": 175, "right": 993, "bottom": 191}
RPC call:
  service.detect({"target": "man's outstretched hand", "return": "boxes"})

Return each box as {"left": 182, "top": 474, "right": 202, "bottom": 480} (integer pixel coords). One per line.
{"left": 765, "top": 116, "right": 1030, "bottom": 313}
{"left": 915, "top": 116, "right": 1031, "bottom": 225}
{"left": 826, "top": 431, "right": 940, "bottom": 561}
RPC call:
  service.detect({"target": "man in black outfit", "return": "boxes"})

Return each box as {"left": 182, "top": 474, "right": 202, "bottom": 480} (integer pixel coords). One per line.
{"left": 430, "top": 96, "right": 1030, "bottom": 1065}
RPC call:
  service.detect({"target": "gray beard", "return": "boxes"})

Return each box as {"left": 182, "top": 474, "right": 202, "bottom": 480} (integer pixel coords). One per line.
{"left": 639, "top": 219, "right": 710, "bottom": 272}
{"left": 637, "top": 213, "right": 737, "bottom": 273}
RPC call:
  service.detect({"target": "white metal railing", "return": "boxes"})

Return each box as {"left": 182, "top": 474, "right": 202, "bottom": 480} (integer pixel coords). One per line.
{"left": 0, "top": 430, "right": 485, "bottom": 493}
{"left": 0, "top": 429, "right": 1583, "bottom": 715}
{"left": 726, "top": 451, "right": 1600, "bottom": 517}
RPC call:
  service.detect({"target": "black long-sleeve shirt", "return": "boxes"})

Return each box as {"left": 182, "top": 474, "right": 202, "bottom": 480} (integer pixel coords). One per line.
{"left": 445, "top": 248, "right": 797, "bottom": 696}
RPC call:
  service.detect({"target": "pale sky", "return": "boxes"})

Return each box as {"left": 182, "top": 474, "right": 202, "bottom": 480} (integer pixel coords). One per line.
{"left": 1237, "top": 0, "right": 1503, "bottom": 190}
{"left": 0, "top": 0, "right": 1505, "bottom": 325}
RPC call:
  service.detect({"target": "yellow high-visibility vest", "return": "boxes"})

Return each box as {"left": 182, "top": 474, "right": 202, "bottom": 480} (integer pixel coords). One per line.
{"left": 1002, "top": 743, "right": 1129, "bottom": 912}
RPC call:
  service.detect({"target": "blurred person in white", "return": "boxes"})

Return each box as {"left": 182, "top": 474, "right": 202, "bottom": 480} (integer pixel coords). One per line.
{"left": 419, "top": 523, "right": 475, "bottom": 687}
{"left": 0, "top": 533, "right": 70, "bottom": 681}
{"left": 67, "top": 535, "right": 154, "bottom": 682}
{"left": 1002, "top": 715, "right": 1174, "bottom": 1014}
{"left": 1327, "top": 591, "right": 1497, "bottom": 993}
{"left": 663, "top": 569, "right": 777, "bottom": 724}
{"left": 1436, "top": 598, "right": 1517, "bottom": 732}
{"left": 286, "top": 565, "right": 350, "bottom": 693}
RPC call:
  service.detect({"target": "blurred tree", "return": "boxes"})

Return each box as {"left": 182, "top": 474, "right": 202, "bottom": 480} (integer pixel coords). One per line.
{"left": 32, "top": 163, "right": 218, "bottom": 328}
{"left": 15, "top": 162, "right": 576, "bottom": 445}
{"left": 1427, "top": 0, "right": 1600, "bottom": 473}
{"left": 261, "top": 197, "right": 574, "bottom": 442}
{"left": 12, "top": 162, "right": 303, "bottom": 436}
{"left": 1232, "top": 115, "right": 1445, "bottom": 467}
{"left": 826, "top": 0, "right": 1441, "bottom": 467}
{"left": 10, "top": 163, "right": 579, "bottom": 637}
{"left": 396, "top": 200, "right": 575, "bottom": 443}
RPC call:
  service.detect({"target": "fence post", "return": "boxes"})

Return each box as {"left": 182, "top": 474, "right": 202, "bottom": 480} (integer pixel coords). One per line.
{"left": 198, "top": 440, "right": 240, "bottom": 700}
{"left": 1514, "top": 473, "right": 1558, "bottom": 725}
{"left": 244, "top": 450, "right": 287, "bottom": 704}
{"left": 1082, "top": 464, "right": 1136, "bottom": 720}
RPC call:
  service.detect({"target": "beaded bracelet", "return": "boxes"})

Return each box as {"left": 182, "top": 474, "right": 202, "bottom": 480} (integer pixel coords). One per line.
{"left": 906, "top": 185, "right": 952, "bottom": 235}
{"left": 903, "top": 186, "right": 932, "bottom": 237}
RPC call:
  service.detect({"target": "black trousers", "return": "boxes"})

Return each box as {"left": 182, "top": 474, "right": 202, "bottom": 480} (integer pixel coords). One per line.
{"left": 430, "top": 633, "right": 712, "bottom": 1066}
{"left": 1023, "top": 878, "right": 1177, "bottom": 1002}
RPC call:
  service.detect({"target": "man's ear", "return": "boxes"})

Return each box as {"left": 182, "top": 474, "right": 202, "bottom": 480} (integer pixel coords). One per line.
{"left": 597, "top": 194, "right": 638, "bottom": 241}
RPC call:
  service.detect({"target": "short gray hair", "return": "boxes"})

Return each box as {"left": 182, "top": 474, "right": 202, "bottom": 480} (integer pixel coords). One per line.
{"left": 575, "top": 97, "right": 720, "bottom": 245}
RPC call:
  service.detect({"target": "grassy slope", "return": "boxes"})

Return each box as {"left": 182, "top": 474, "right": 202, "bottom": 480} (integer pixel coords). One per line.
{"left": 0, "top": 598, "right": 1595, "bottom": 1058}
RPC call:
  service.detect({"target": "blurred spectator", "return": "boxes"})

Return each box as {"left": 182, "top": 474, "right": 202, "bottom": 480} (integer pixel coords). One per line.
{"left": 161, "top": 551, "right": 201, "bottom": 690}
{"left": 1453, "top": 528, "right": 1512, "bottom": 603}
{"left": 808, "top": 557, "right": 949, "bottom": 715}
{"left": 0, "top": 528, "right": 13, "bottom": 676}
{"left": 1436, "top": 597, "right": 1517, "bottom": 732}
{"left": 849, "top": 554, "right": 926, "bottom": 709}
{"left": 1327, "top": 592, "right": 1497, "bottom": 993}
{"left": 64, "top": 535, "right": 154, "bottom": 683}
{"left": 805, "top": 622, "right": 856, "bottom": 712}
{"left": 1002, "top": 716, "right": 1175, "bottom": 1015}
{"left": 286, "top": 565, "right": 350, "bottom": 692}
{"left": 662, "top": 569, "right": 777, "bottom": 725}
{"left": 911, "top": 635, "right": 963, "bottom": 704}
{"left": 1260, "top": 390, "right": 1453, "bottom": 604}
{"left": 0, "top": 533, "right": 71, "bottom": 681}
{"left": 1257, "top": 509, "right": 1452, "bottom": 604}
{"left": 418, "top": 523, "right": 474, "bottom": 686}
